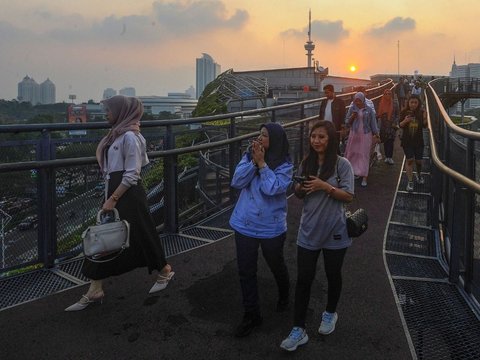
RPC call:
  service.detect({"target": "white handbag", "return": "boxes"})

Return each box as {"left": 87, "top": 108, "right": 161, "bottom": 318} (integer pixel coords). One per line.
{"left": 82, "top": 208, "right": 130, "bottom": 262}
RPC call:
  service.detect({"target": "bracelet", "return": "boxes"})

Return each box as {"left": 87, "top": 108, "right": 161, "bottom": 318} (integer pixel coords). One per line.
{"left": 111, "top": 194, "right": 120, "bottom": 201}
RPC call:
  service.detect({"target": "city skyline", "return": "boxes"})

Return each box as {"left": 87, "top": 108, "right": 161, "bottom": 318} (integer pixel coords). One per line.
{"left": 0, "top": 0, "right": 479, "bottom": 103}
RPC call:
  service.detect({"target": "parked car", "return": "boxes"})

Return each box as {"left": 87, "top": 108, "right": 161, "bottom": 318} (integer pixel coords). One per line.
{"left": 18, "top": 215, "right": 39, "bottom": 231}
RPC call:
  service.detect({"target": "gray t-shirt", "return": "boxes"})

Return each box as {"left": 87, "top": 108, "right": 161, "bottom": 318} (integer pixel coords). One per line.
{"left": 297, "top": 156, "right": 354, "bottom": 250}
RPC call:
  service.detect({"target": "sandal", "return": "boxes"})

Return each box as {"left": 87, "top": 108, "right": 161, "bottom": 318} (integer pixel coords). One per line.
{"left": 148, "top": 271, "right": 175, "bottom": 294}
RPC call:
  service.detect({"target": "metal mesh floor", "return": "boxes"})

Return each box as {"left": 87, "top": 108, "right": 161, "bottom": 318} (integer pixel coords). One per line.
{"left": 386, "top": 253, "right": 447, "bottom": 279}
{"left": 0, "top": 224, "right": 233, "bottom": 311}
{"left": 57, "top": 258, "right": 89, "bottom": 282}
{"left": 391, "top": 192, "right": 431, "bottom": 227}
{"left": 385, "top": 223, "right": 436, "bottom": 257}
{"left": 0, "top": 270, "right": 77, "bottom": 310}
{"left": 160, "top": 233, "right": 213, "bottom": 257}
{"left": 181, "top": 226, "right": 233, "bottom": 241}
{"left": 394, "top": 279, "right": 480, "bottom": 359}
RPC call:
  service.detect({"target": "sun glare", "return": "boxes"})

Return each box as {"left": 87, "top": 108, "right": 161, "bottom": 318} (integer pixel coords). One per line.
{"left": 350, "top": 65, "right": 357, "bottom": 72}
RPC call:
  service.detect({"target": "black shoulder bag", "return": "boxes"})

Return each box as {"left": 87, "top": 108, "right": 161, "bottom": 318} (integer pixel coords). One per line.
{"left": 336, "top": 160, "right": 368, "bottom": 238}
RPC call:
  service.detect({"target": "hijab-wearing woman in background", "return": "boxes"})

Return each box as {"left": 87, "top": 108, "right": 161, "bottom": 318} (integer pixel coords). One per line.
{"left": 399, "top": 94, "right": 427, "bottom": 192}
{"left": 344, "top": 92, "right": 380, "bottom": 187}
{"left": 377, "top": 89, "right": 399, "bottom": 165}
{"left": 229, "top": 123, "right": 293, "bottom": 337}
{"left": 65, "top": 95, "right": 174, "bottom": 311}
{"left": 280, "top": 121, "right": 354, "bottom": 352}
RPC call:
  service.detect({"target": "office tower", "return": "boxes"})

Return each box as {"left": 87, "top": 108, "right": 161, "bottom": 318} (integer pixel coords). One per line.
{"left": 40, "top": 78, "right": 56, "bottom": 104}
{"left": 119, "top": 87, "right": 136, "bottom": 96}
{"left": 18, "top": 76, "right": 40, "bottom": 104}
{"left": 185, "top": 86, "right": 195, "bottom": 99}
{"left": 196, "top": 53, "right": 221, "bottom": 99}
{"left": 103, "top": 88, "right": 117, "bottom": 99}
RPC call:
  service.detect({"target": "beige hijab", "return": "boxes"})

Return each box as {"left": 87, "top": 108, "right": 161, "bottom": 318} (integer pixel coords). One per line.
{"left": 96, "top": 95, "right": 143, "bottom": 169}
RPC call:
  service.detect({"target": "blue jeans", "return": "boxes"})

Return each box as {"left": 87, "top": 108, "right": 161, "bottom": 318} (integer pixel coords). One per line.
{"left": 235, "top": 231, "right": 290, "bottom": 314}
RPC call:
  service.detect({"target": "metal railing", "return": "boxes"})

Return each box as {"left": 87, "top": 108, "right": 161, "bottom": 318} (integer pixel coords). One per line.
{"left": 426, "top": 77, "right": 480, "bottom": 305}
{"left": 0, "top": 80, "right": 393, "bottom": 276}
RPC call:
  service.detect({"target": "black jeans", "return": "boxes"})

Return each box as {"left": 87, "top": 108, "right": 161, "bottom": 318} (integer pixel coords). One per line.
{"left": 235, "top": 231, "right": 289, "bottom": 314}
{"left": 293, "top": 245, "right": 347, "bottom": 328}
{"left": 383, "top": 138, "right": 394, "bottom": 158}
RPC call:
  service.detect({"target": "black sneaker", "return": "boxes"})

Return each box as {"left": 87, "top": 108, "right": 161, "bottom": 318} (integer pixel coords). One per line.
{"left": 234, "top": 312, "right": 263, "bottom": 337}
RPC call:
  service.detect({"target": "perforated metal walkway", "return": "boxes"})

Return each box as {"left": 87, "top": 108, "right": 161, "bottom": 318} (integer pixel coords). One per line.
{"left": 0, "top": 219, "right": 234, "bottom": 311}
{"left": 384, "top": 143, "right": 480, "bottom": 359}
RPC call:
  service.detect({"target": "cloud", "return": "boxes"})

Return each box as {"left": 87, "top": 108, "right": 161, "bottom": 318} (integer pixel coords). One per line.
{"left": 152, "top": 0, "right": 248, "bottom": 35}
{"left": 367, "top": 17, "right": 416, "bottom": 37}
{"left": 281, "top": 20, "right": 349, "bottom": 43}
{"left": 4, "top": 1, "right": 249, "bottom": 44}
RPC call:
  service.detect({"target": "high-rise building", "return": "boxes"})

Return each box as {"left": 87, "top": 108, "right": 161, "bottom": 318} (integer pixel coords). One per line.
{"left": 40, "top": 78, "right": 56, "bottom": 104}
{"left": 449, "top": 59, "right": 480, "bottom": 110}
{"left": 185, "top": 86, "right": 195, "bottom": 99}
{"left": 18, "top": 76, "right": 56, "bottom": 105}
{"left": 18, "top": 76, "right": 40, "bottom": 104}
{"left": 119, "top": 87, "right": 136, "bottom": 97}
{"left": 196, "top": 53, "right": 221, "bottom": 99}
{"left": 103, "top": 88, "right": 117, "bottom": 99}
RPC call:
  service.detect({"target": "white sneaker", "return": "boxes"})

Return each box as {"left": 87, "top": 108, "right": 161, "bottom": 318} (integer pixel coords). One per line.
{"left": 406, "top": 181, "right": 414, "bottom": 192}
{"left": 384, "top": 158, "right": 389, "bottom": 163}
{"left": 361, "top": 179, "right": 367, "bottom": 187}
{"left": 280, "top": 327, "right": 309, "bottom": 351}
{"left": 376, "top": 152, "right": 383, "bottom": 160}
{"left": 388, "top": 158, "right": 395, "bottom": 165}
{"left": 318, "top": 311, "right": 338, "bottom": 335}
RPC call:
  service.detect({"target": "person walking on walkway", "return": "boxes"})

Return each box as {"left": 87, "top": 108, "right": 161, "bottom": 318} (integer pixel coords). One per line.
{"left": 344, "top": 92, "right": 380, "bottom": 187}
{"left": 280, "top": 121, "right": 354, "bottom": 352}
{"left": 319, "top": 84, "right": 346, "bottom": 151}
{"left": 377, "top": 89, "right": 399, "bottom": 165}
{"left": 65, "top": 95, "right": 174, "bottom": 312}
{"left": 399, "top": 94, "right": 427, "bottom": 191}
{"left": 229, "top": 122, "right": 293, "bottom": 337}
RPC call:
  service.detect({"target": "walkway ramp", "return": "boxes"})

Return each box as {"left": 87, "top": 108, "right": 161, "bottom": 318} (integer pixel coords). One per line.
{"left": 1, "top": 139, "right": 479, "bottom": 359}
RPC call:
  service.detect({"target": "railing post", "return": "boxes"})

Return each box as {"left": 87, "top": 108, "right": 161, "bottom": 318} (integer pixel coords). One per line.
{"left": 449, "top": 184, "right": 463, "bottom": 284}
{"left": 229, "top": 116, "right": 237, "bottom": 204}
{"left": 272, "top": 109, "right": 276, "bottom": 123}
{"left": 163, "top": 125, "right": 178, "bottom": 233}
{"left": 463, "top": 138, "right": 475, "bottom": 292}
{"left": 37, "top": 130, "right": 56, "bottom": 268}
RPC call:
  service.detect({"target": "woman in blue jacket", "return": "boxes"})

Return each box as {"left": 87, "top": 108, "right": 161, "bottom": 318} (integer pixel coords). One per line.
{"left": 229, "top": 122, "right": 293, "bottom": 337}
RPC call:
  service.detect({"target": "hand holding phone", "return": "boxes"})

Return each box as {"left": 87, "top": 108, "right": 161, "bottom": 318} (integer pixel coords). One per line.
{"left": 293, "top": 176, "right": 306, "bottom": 183}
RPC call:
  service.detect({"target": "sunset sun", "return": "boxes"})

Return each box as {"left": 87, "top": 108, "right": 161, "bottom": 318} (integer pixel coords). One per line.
{"left": 350, "top": 65, "right": 357, "bottom": 72}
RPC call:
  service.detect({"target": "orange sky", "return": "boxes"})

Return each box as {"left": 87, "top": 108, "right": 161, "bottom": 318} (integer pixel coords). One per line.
{"left": 1, "top": 0, "right": 478, "bottom": 102}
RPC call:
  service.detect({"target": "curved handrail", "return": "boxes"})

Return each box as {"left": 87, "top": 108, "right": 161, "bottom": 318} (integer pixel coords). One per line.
{"left": 0, "top": 80, "right": 394, "bottom": 134}
{"left": 428, "top": 78, "right": 480, "bottom": 140}
{"left": 425, "top": 82, "right": 480, "bottom": 193}
{"left": 0, "top": 80, "right": 393, "bottom": 173}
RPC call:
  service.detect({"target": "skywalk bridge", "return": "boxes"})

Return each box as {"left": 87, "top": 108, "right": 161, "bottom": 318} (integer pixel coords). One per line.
{"left": 0, "top": 78, "right": 480, "bottom": 359}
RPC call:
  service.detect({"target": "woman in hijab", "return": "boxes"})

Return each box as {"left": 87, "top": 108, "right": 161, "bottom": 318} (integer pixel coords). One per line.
{"left": 377, "top": 89, "right": 399, "bottom": 165}
{"left": 65, "top": 95, "right": 174, "bottom": 311}
{"left": 229, "top": 122, "right": 293, "bottom": 337}
{"left": 344, "top": 92, "right": 380, "bottom": 187}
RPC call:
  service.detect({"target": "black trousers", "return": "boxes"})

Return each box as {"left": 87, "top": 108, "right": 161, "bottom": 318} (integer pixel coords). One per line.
{"left": 235, "top": 231, "right": 290, "bottom": 314}
{"left": 383, "top": 138, "right": 394, "bottom": 158}
{"left": 293, "top": 245, "right": 347, "bottom": 328}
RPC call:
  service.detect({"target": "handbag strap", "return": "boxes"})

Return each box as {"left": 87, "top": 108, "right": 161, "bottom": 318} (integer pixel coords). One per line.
{"left": 86, "top": 247, "right": 126, "bottom": 263}
{"left": 335, "top": 157, "right": 358, "bottom": 213}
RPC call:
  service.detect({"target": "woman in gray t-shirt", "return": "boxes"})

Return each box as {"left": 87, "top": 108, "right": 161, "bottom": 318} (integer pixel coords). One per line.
{"left": 280, "top": 120, "right": 354, "bottom": 352}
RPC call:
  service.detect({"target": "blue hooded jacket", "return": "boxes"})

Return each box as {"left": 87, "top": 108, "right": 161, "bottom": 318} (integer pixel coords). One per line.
{"left": 229, "top": 123, "right": 293, "bottom": 238}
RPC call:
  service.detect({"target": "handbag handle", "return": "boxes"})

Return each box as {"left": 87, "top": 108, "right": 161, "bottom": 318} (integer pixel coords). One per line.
{"left": 96, "top": 208, "right": 121, "bottom": 224}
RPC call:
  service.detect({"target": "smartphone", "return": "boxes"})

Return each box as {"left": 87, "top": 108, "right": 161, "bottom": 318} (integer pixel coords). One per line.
{"left": 293, "top": 176, "right": 307, "bottom": 183}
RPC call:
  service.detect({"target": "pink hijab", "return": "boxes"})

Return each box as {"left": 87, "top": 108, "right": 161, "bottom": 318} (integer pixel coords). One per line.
{"left": 96, "top": 95, "right": 143, "bottom": 169}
